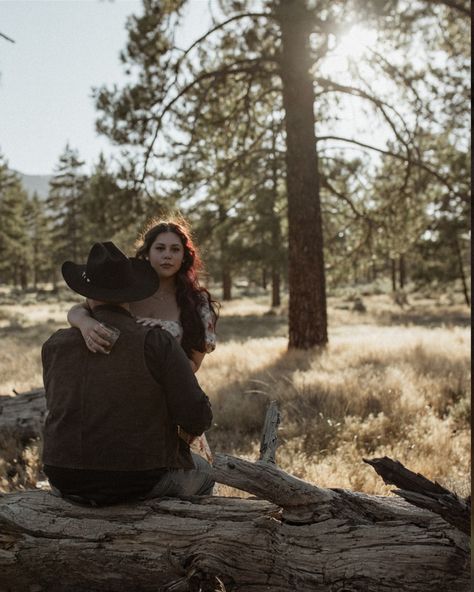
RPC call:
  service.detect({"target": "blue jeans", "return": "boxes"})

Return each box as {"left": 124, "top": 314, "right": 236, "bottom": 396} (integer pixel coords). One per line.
{"left": 49, "top": 454, "right": 214, "bottom": 505}
{"left": 144, "top": 453, "right": 214, "bottom": 498}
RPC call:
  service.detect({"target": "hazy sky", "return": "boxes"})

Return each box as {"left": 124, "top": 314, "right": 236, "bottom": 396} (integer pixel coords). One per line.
{"left": 0, "top": 0, "right": 210, "bottom": 176}
{"left": 0, "top": 0, "right": 386, "bottom": 177}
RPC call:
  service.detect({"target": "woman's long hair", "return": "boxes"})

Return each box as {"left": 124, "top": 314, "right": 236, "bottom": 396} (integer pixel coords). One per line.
{"left": 135, "top": 218, "right": 219, "bottom": 358}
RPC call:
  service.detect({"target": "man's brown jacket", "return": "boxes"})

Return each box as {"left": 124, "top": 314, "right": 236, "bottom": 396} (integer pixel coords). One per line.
{"left": 42, "top": 305, "right": 212, "bottom": 472}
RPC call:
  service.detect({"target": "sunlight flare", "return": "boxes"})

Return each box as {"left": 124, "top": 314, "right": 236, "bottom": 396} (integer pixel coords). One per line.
{"left": 322, "top": 25, "right": 379, "bottom": 75}
{"left": 335, "top": 25, "right": 379, "bottom": 60}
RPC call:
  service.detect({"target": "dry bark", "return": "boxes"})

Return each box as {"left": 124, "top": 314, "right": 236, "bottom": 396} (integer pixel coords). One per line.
{"left": 277, "top": 0, "right": 328, "bottom": 348}
{"left": 0, "top": 396, "right": 470, "bottom": 591}
{"left": 0, "top": 451, "right": 470, "bottom": 592}
{"left": 0, "top": 388, "right": 45, "bottom": 441}
{"left": 364, "top": 457, "right": 471, "bottom": 535}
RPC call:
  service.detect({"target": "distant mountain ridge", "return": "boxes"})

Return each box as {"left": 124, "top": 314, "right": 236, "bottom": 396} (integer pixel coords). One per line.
{"left": 16, "top": 172, "right": 52, "bottom": 199}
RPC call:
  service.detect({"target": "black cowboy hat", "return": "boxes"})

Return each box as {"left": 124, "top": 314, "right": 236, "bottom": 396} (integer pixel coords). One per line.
{"left": 61, "top": 242, "right": 159, "bottom": 302}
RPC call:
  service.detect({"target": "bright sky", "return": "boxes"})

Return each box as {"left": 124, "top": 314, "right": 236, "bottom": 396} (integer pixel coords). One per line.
{"left": 0, "top": 0, "right": 211, "bottom": 176}
{"left": 0, "top": 0, "right": 386, "bottom": 177}
{"left": 0, "top": 0, "right": 145, "bottom": 175}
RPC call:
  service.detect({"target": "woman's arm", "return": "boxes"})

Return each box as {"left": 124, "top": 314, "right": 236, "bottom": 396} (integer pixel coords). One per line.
{"left": 190, "top": 350, "right": 205, "bottom": 373}
{"left": 136, "top": 318, "right": 203, "bottom": 371}
{"left": 67, "top": 302, "right": 113, "bottom": 354}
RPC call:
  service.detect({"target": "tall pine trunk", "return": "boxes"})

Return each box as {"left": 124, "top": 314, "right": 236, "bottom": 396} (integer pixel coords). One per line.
{"left": 270, "top": 119, "right": 281, "bottom": 309}
{"left": 277, "top": 0, "right": 328, "bottom": 348}
{"left": 390, "top": 258, "right": 397, "bottom": 291}
{"left": 453, "top": 235, "right": 470, "bottom": 306}
{"left": 399, "top": 254, "right": 406, "bottom": 289}
{"left": 272, "top": 270, "right": 281, "bottom": 307}
{"left": 222, "top": 270, "right": 232, "bottom": 301}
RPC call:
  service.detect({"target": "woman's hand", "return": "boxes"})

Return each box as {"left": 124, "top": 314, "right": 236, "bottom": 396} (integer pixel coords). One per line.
{"left": 68, "top": 303, "right": 113, "bottom": 354}
{"left": 80, "top": 319, "right": 114, "bottom": 354}
{"left": 135, "top": 317, "right": 164, "bottom": 328}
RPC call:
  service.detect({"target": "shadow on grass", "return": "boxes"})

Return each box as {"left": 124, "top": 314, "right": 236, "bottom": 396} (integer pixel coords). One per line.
{"left": 375, "top": 309, "right": 470, "bottom": 328}
{"left": 217, "top": 314, "right": 288, "bottom": 342}
{"left": 205, "top": 344, "right": 320, "bottom": 459}
{"left": 0, "top": 321, "right": 65, "bottom": 344}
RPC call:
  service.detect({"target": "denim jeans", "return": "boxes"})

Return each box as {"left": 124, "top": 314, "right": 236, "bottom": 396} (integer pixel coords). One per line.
{"left": 49, "top": 453, "right": 214, "bottom": 506}
{"left": 144, "top": 453, "right": 214, "bottom": 498}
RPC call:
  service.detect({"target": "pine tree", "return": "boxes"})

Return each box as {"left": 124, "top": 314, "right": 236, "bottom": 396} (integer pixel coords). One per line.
{"left": 47, "top": 145, "right": 89, "bottom": 270}
{"left": 0, "top": 153, "right": 30, "bottom": 287}
{"left": 92, "top": 0, "right": 471, "bottom": 345}
{"left": 25, "top": 192, "right": 52, "bottom": 288}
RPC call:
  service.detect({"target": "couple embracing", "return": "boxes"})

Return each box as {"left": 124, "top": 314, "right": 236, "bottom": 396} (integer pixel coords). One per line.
{"left": 42, "top": 220, "right": 219, "bottom": 506}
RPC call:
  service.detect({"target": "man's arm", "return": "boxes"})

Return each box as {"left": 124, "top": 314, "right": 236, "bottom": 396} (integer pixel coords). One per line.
{"left": 144, "top": 329, "right": 212, "bottom": 436}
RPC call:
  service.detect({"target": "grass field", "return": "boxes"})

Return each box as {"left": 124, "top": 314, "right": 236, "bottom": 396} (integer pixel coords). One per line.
{"left": 0, "top": 287, "right": 470, "bottom": 497}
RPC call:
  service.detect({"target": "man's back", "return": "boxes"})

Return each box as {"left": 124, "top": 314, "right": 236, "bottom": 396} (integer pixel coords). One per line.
{"left": 42, "top": 305, "right": 212, "bottom": 473}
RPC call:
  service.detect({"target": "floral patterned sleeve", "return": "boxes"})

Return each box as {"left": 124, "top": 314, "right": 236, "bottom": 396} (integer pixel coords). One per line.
{"left": 198, "top": 293, "right": 217, "bottom": 353}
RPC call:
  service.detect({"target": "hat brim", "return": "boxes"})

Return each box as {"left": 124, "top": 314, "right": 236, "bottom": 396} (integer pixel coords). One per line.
{"left": 61, "top": 258, "right": 159, "bottom": 303}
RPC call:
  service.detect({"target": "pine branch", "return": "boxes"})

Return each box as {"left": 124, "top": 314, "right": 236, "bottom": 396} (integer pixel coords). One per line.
{"left": 174, "top": 12, "right": 273, "bottom": 59}
{"left": 315, "top": 78, "right": 414, "bottom": 152}
{"left": 428, "top": 0, "right": 472, "bottom": 17}
{"left": 0, "top": 31, "right": 15, "bottom": 43}
{"left": 322, "top": 177, "right": 368, "bottom": 221}
{"left": 317, "top": 135, "right": 466, "bottom": 200}
{"left": 140, "top": 58, "right": 277, "bottom": 183}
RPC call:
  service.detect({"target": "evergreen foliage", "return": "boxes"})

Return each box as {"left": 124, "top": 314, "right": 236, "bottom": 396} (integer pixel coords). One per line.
{"left": 46, "top": 144, "right": 89, "bottom": 269}
{"left": 0, "top": 0, "right": 469, "bottom": 314}
{"left": 0, "top": 153, "right": 31, "bottom": 287}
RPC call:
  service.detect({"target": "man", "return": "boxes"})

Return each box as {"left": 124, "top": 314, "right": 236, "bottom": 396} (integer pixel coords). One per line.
{"left": 42, "top": 242, "right": 214, "bottom": 506}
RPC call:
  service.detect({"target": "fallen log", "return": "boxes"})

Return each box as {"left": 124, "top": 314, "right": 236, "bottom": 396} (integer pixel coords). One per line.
{"left": 0, "top": 400, "right": 470, "bottom": 592}
{"left": 364, "top": 456, "right": 471, "bottom": 535}
{"left": 0, "top": 388, "right": 45, "bottom": 441}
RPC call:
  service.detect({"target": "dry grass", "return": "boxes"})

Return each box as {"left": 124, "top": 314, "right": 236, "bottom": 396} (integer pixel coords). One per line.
{"left": 0, "top": 290, "right": 470, "bottom": 498}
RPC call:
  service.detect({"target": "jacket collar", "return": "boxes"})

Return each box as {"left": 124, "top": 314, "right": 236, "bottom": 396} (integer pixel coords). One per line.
{"left": 91, "top": 304, "right": 133, "bottom": 318}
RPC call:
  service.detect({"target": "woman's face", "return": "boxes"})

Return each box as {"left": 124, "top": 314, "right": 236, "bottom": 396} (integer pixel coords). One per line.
{"left": 147, "top": 232, "right": 185, "bottom": 279}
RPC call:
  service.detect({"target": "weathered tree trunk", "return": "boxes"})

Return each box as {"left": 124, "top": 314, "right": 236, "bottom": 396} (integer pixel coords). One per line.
{"left": 218, "top": 202, "right": 232, "bottom": 302}
{"left": 399, "top": 253, "right": 406, "bottom": 289}
{"left": 270, "top": 118, "right": 282, "bottom": 310}
{"left": 453, "top": 235, "right": 470, "bottom": 306}
{"left": 0, "top": 388, "right": 46, "bottom": 441}
{"left": 0, "top": 398, "right": 470, "bottom": 592}
{"left": 276, "top": 0, "right": 328, "bottom": 349}
{"left": 0, "top": 453, "right": 469, "bottom": 592}
{"left": 271, "top": 270, "right": 281, "bottom": 308}
{"left": 390, "top": 257, "right": 397, "bottom": 291}
{"left": 222, "top": 270, "right": 232, "bottom": 301}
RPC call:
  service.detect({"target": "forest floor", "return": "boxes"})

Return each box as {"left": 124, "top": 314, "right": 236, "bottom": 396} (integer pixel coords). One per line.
{"left": 0, "top": 286, "right": 470, "bottom": 497}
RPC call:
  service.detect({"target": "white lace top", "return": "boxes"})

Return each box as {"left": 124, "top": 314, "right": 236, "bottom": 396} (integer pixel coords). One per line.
{"left": 154, "top": 296, "right": 216, "bottom": 353}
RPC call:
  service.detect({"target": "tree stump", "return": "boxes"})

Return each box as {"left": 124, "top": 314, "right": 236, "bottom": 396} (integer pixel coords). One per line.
{"left": 0, "top": 397, "right": 470, "bottom": 591}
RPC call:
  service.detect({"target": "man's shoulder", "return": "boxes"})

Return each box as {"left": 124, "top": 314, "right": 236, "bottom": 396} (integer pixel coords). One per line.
{"left": 42, "top": 327, "right": 82, "bottom": 352}
{"left": 145, "top": 326, "right": 176, "bottom": 350}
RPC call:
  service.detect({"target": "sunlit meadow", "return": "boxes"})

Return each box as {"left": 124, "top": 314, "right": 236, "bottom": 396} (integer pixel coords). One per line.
{"left": 0, "top": 287, "right": 470, "bottom": 497}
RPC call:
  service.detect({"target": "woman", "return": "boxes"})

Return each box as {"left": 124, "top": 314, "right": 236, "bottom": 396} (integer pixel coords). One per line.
{"left": 67, "top": 218, "right": 219, "bottom": 459}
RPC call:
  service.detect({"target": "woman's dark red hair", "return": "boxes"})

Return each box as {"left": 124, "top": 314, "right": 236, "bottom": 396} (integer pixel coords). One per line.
{"left": 135, "top": 218, "right": 219, "bottom": 358}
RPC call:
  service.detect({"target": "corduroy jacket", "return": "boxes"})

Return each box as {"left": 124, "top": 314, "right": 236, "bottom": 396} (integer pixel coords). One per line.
{"left": 42, "top": 305, "right": 212, "bottom": 472}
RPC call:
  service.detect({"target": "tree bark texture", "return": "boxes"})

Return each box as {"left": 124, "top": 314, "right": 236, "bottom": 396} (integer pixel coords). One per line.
{"left": 1, "top": 397, "right": 470, "bottom": 591}
{"left": 453, "top": 235, "right": 470, "bottom": 306}
{"left": 222, "top": 270, "right": 232, "bottom": 301}
{"left": 399, "top": 254, "right": 407, "bottom": 289}
{"left": 0, "top": 389, "right": 46, "bottom": 442}
{"left": 276, "top": 0, "right": 328, "bottom": 348}
{"left": 0, "top": 452, "right": 469, "bottom": 592}
{"left": 270, "top": 119, "right": 282, "bottom": 310}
